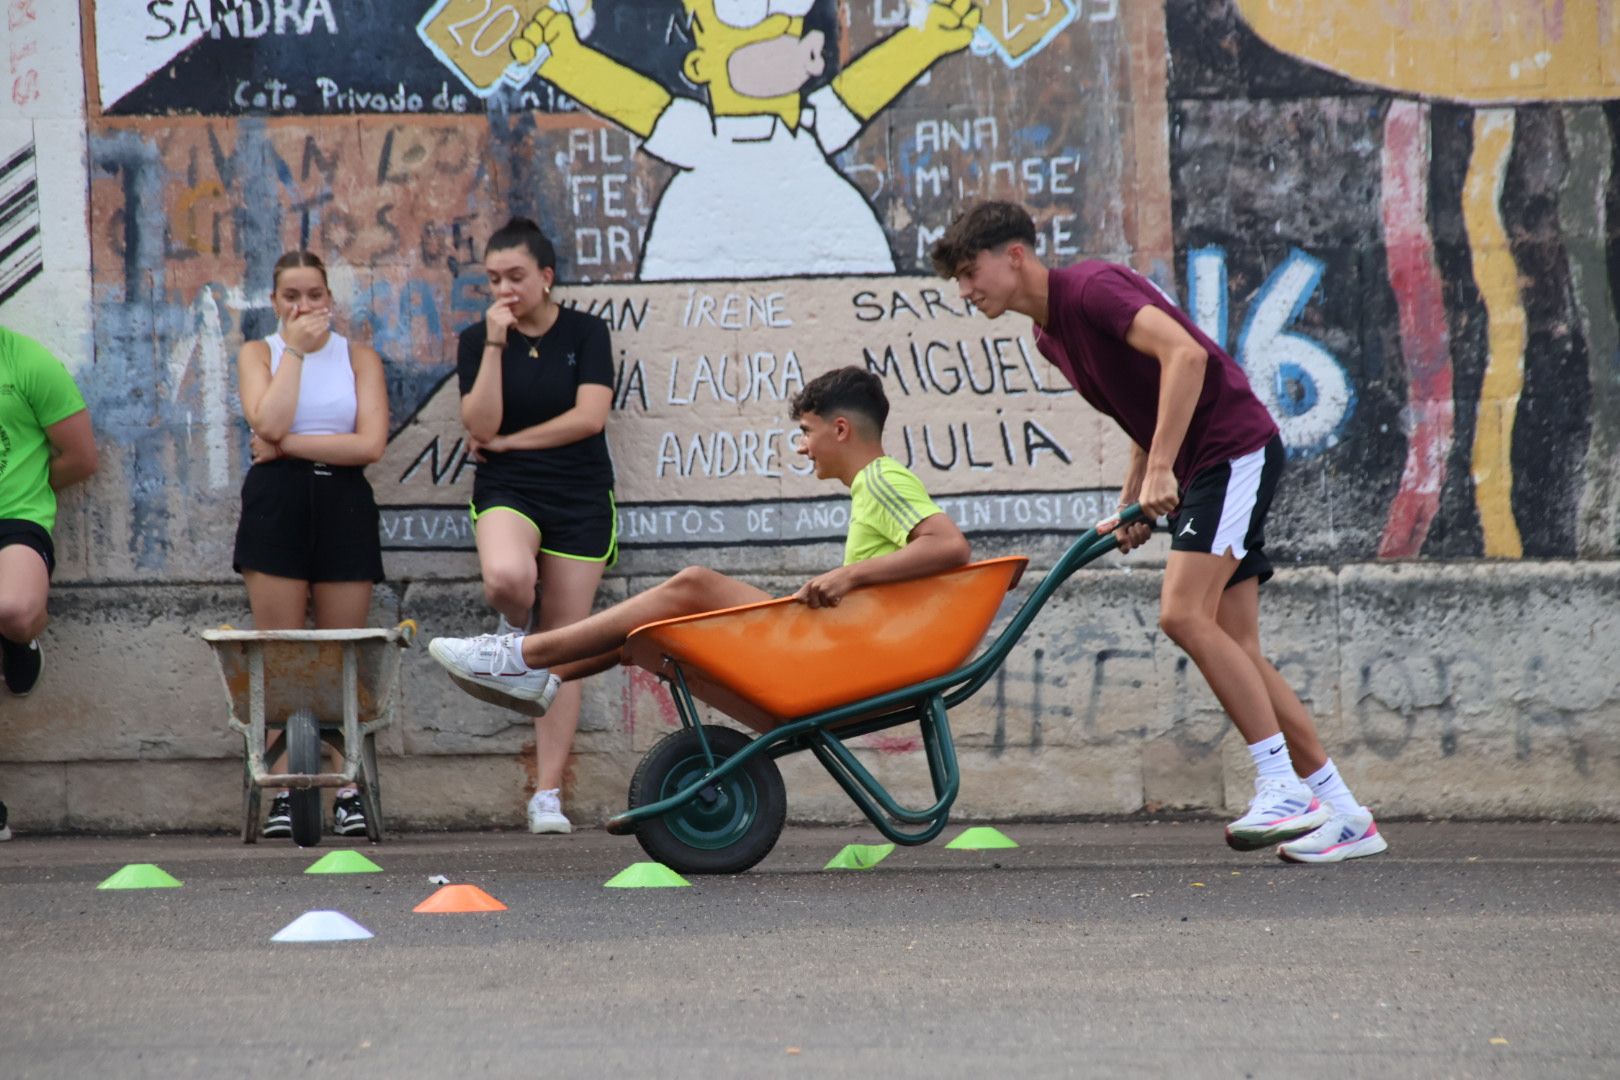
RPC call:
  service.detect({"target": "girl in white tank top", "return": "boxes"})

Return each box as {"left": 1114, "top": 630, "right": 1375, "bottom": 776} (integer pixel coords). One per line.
{"left": 232, "top": 250, "right": 391, "bottom": 842}
{"left": 265, "top": 330, "right": 358, "bottom": 437}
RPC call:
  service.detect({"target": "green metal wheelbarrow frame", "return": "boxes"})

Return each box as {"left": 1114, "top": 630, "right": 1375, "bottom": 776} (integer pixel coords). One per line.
{"left": 606, "top": 505, "right": 1149, "bottom": 861}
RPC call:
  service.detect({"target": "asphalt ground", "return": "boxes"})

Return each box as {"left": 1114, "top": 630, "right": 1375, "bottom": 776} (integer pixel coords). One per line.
{"left": 2, "top": 821, "right": 1617, "bottom": 1079}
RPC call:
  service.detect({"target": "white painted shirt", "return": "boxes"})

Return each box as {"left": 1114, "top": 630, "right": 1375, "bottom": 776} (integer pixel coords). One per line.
{"left": 639, "top": 88, "right": 896, "bottom": 280}
{"left": 266, "top": 331, "right": 358, "bottom": 436}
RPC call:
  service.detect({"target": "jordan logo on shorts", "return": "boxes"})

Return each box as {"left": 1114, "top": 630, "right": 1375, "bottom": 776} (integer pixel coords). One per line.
{"left": 1179, "top": 518, "right": 1197, "bottom": 538}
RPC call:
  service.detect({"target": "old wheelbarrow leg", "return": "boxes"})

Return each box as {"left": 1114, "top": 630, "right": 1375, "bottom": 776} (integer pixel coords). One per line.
{"left": 341, "top": 641, "right": 386, "bottom": 843}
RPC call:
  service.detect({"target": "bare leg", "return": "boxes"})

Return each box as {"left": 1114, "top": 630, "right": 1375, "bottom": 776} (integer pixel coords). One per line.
{"left": 1158, "top": 551, "right": 1281, "bottom": 745}
{"left": 311, "top": 581, "right": 373, "bottom": 630}
{"left": 554, "top": 650, "right": 625, "bottom": 682}
{"left": 519, "top": 566, "right": 769, "bottom": 670}
{"left": 1215, "top": 577, "right": 1328, "bottom": 775}
{"left": 243, "top": 571, "right": 311, "bottom": 774}
{"left": 242, "top": 571, "right": 310, "bottom": 631}
{"left": 0, "top": 545, "right": 50, "bottom": 644}
{"left": 531, "top": 553, "right": 608, "bottom": 792}
{"left": 475, "top": 510, "right": 541, "bottom": 626}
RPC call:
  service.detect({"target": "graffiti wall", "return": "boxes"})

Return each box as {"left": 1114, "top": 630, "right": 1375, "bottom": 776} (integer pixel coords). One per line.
{"left": 46, "top": 0, "right": 1170, "bottom": 582}
{"left": 2, "top": 3, "right": 1618, "bottom": 828}
{"left": 2, "top": 2, "right": 91, "bottom": 364}
{"left": 1167, "top": 0, "right": 1620, "bottom": 561}
{"left": 16, "top": 0, "right": 1605, "bottom": 584}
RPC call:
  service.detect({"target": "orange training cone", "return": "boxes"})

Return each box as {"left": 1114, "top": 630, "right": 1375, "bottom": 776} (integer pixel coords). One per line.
{"left": 412, "top": 884, "right": 507, "bottom": 913}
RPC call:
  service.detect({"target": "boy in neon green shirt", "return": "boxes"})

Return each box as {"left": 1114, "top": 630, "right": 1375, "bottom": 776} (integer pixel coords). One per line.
{"left": 0, "top": 326, "right": 98, "bottom": 700}
{"left": 429, "top": 366, "right": 970, "bottom": 709}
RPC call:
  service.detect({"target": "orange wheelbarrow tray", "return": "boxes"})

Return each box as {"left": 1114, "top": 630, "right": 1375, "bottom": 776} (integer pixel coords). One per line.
{"left": 199, "top": 623, "right": 416, "bottom": 847}
{"left": 607, "top": 505, "right": 1149, "bottom": 875}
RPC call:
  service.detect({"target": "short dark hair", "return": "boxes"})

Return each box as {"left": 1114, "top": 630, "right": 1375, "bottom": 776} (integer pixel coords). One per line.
{"left": 790, "top": 366, "right": 890, "bottom": 435}
{"left": 485, "top": 216, "right": 556, "bottom": 270}
{"left": 928, "top": 201, "right": 1038, "bottom": 278}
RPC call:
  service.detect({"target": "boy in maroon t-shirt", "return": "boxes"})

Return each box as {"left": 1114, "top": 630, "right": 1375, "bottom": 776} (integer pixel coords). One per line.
{"left": 930, "top": 201, "right": 1385, "bottom": 863}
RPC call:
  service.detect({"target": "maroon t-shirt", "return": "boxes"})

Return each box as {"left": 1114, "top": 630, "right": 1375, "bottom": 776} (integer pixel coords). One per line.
{"left": 1034, "top": 261, "right": 1278, "bottom": 485}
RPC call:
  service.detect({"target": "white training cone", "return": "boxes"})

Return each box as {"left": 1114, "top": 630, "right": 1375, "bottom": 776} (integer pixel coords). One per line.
{"left": 271, "top": 909, "right": 374, "bottom": 943}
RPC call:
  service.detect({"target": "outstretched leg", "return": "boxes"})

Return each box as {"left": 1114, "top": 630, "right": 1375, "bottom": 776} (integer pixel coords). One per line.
{"left": 429, "top": 566, "right": 769, "bottom": 704}
{"left": 519, "top": 566, "right": 768, "bottom": 670}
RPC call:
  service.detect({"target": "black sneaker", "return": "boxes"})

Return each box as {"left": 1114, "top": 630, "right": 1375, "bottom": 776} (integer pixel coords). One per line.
{"left": 1, "top": 637, "right": 42, "bottom": 696}
{"left": 262, "top": 793, "right": 293, "bottom": 838}
{"left": 0, "top": 800, "right": 11, "bottom": 842}
{"left": 333, "top": 793, "right": 368, "bottom": 837}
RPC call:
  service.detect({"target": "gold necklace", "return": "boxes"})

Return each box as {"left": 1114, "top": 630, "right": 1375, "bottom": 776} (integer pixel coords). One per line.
{"left": 510, "top": 329, "right": 540, "bottom": 359}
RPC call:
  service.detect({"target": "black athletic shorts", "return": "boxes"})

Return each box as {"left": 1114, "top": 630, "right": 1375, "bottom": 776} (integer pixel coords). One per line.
{"left": 1168, "top": 434, "right": 1284, "bottom": 588}
{"left": 470, "top": 482, "right": 618, "bottom": 565}
{"left": 233, "top": 459, "right": 384, "bottom": 583}
{"left": 0, "top": 518, "right": 54, "bottom": 577}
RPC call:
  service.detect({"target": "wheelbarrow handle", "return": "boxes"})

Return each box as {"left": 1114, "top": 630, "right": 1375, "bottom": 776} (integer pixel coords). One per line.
{"left": 1095, "top": 501, "right": 1151, "bottom": 537}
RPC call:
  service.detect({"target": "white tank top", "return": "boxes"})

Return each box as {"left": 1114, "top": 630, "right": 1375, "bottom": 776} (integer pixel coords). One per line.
{"left": 266, "top": 331, "right": 358, "bottom": 436}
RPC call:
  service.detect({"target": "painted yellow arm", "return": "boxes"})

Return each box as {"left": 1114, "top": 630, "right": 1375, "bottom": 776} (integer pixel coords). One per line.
{"left": 831, "top": 0, "right": 980, "bottom": 121}
{"left": 512, "top": 10, "right": 671, "bottom": 139}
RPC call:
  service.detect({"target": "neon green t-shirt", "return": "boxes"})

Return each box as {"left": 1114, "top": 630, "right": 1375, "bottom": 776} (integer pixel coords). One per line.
{"left": 845, "top": 456, "right": 945, "bottom": 565}
{"left": 0, "top": 327, "right": 88, "bottom": 534}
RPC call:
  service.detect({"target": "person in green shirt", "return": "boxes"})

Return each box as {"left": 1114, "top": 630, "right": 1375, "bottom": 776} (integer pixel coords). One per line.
{"left": 0, "top": 326, "right": 98, "bottom": 700}
{"left": 427, "top": 365, "right": 972, "bottom": 709}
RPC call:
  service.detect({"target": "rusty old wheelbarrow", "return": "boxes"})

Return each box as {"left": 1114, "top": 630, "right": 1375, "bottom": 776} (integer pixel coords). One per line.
{"left": 199, "top": 623, "right": 416, "bottom": 846}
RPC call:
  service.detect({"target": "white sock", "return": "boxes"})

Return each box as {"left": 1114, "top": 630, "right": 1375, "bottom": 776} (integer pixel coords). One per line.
{"left": 505, "top": 634, "right": 530, "bottom": 672}
{"left": 1248, "top": 733, "right": 1295, "bottom": 783}
{"left": 1305, "top": 759, "right": 1360, "bottom": 815}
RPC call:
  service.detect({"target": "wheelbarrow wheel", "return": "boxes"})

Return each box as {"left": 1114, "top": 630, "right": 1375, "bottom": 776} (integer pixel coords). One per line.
{"left": 628, "top": 725, "right": 785, "bottom": 875}
{"left": 285, "top": 709, "right": 323, "bottom": 848}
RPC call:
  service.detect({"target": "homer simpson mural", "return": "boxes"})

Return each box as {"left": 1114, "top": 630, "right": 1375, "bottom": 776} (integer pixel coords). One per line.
{"left": 506, "top": 0, "right": 982, "bottom": 280}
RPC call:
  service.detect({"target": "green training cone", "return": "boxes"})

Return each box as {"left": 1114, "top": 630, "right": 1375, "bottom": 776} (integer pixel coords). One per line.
{"left": 824, "top": 843, "right": 896, "bottom": 870}
{"left": 97, "top": 863, "right": 183, "bottom": 890}
{"left": 945, "top": 826, "right": 1020, "bottom": 850}
{"left": 304, "top": 850, "right": 383, "bottom": 875}
{"left": 603, "top": 862, "right": 691, "bottom": 888}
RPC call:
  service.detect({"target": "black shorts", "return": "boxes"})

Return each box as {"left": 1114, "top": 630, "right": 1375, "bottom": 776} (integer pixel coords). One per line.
{"left": 233, "top": 459, "right": 384, "bottom": 583}
{"left": 1168, "top": 434, "right": 1284, "bottom": 588}
{"left": 0, "top": 518, "right": 54, "bottom": 577}
{"left": 470, "top": 482, "right": 618, "bottom": 565}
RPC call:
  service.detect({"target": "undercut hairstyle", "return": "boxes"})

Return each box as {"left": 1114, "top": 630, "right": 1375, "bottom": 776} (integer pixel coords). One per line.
{"left": 485, "top": 216, "right": 557, "bottom": 270}
{"left": 790, "top": 366, "right": 890, "bottom": 436}
{"left": 928, "top": 201, "right": 1039, "bottom": 278}
{"left": 272, "top": 250, "right": 328, "bottom": 290}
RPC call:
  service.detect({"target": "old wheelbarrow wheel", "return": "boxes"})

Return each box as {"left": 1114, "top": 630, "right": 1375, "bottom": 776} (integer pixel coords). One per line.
{"left": 285, "top": 709, "right": 324, "bottom": 848}
{"left": 628, "top": 725, "right": 786, "bottom": 875}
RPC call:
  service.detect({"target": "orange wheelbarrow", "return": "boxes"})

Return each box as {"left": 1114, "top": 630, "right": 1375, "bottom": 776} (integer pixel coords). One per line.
{"left": 606, "top": 505, "right": 1149, "bottom": 873}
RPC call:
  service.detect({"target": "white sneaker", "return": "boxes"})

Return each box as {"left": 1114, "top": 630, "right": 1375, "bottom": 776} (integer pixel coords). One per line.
{"left": 1225, "top": 777, "right": 1332, "bottom": 850}
{"left": 428, "top": 633, "right": 554, "bottom": 704}
{"left": 1278, "top": 806, "right": 1388, "bottom": 863}
{"left": 527, "top": 789, "right": 572, "bottom": 834}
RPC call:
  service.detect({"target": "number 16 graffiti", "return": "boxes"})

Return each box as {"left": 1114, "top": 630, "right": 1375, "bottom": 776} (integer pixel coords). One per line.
{"left": 1186, "top": 246, "right": 1355, "bottom": 458}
